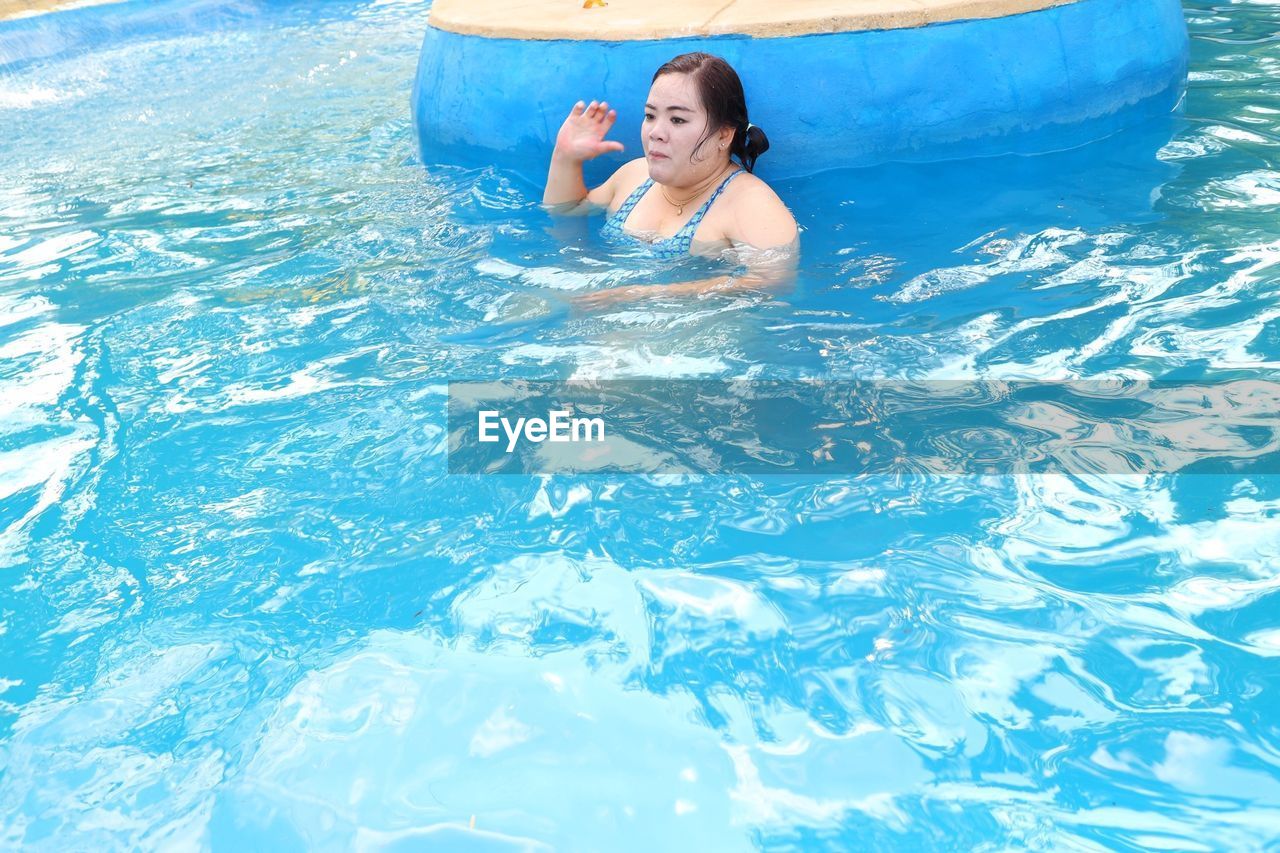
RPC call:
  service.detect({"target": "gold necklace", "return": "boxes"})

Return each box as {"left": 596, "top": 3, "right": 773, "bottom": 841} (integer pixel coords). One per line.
{"left": 659, "top": 165, "right": 732, "bottom": 216}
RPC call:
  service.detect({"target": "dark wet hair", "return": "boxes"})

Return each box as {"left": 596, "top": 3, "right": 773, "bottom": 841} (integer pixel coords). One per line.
{"left": 651, "top": 52, "right": 770, "bottom": 173}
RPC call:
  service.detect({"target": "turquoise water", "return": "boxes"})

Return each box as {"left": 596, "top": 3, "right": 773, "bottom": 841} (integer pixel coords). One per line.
{"left": 2, "top": 0, "right": 1280, "bottom": 848}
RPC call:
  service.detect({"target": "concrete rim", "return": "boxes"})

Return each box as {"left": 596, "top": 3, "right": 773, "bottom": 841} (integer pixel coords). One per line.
{"left": 0, "top": 0, "right": 120, "bottom": 21}
{"left": 427, "top": 0, "right": 1083, "bottom": 41}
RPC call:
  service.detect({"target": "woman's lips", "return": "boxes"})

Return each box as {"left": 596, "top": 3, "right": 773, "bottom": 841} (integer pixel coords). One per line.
{"left": 649, "top": 152, "right": 668, "bottom": 160}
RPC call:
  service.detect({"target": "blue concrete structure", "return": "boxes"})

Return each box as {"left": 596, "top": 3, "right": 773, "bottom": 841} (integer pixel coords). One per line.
{"left": 411, "top": 0, "right": 1189, "bottom": 181}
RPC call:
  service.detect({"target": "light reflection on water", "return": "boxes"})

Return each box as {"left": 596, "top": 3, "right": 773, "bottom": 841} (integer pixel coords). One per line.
{"left": 2, "top": 0, "right": 1280, "bottom": 848}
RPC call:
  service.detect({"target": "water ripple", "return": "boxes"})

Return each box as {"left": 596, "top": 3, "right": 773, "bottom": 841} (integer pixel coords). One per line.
{"left": 2, "top": 0, "right": 1280, "bottom": 848}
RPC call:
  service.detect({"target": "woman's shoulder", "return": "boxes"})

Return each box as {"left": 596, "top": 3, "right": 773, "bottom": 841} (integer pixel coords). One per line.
{"left": 723, "top": 169, "right": 782, "bottom": 203}
{"left": 718, "top": 169, "right": 798, "bottom": 248}
{"left": 593, "top": 157, "right": 650, "bottom": 213}
{"left": 619, "top": 156, "right": 650, "bottom": 176}
{"left": 612, "top": 157, "right": 651, "bottom": 194}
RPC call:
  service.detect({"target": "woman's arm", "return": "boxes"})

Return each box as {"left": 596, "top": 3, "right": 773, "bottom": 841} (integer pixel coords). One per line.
{"left": 572, "top": 239, "right": 799, "bottom": 310}
{"left": 543, "top": 100, "right": 625, "bottom": 213}
{"left": 727, "top": 179, "right": 799, "bottom": 251}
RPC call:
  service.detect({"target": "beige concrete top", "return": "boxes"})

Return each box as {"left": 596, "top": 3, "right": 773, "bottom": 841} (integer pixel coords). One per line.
{"left": 0, "top": 0, "right": 119, "bottom": 21}
{"left": 428, "top": 0, "right": 1079, "bottom": 40}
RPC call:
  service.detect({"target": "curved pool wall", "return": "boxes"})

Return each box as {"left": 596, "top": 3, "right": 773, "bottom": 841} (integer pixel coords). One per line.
{"left": 411, "top": 0, "right": 1189, "bottom": 181}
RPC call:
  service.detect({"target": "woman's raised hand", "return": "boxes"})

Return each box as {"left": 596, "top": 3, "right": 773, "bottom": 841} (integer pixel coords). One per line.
{"left": 553, "top": 100, "right": 624, "bottom": 162}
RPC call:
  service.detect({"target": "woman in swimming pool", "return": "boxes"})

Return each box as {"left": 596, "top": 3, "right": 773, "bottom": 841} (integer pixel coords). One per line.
{"left": 542, "top": 52, "right": 798, "bottom": 309}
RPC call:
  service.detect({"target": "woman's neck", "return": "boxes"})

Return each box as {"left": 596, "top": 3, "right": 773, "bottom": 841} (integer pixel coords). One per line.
{"left": 664, "top": 160, "right": 733, "bottom": 194}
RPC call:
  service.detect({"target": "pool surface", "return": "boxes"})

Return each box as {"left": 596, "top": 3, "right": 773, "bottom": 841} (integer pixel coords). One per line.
{"left": 2, "top": 0, "right": 1280, "bottom": 849}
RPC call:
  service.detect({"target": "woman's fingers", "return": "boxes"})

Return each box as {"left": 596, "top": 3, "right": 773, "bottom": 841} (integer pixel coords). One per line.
{"left": 568, "top": 99, "right": 620, "bottom": 141}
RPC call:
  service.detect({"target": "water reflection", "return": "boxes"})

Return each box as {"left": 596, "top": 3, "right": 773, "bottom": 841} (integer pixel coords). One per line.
{"left": 2, "top": 0, "right": 1280, "bottom": 847}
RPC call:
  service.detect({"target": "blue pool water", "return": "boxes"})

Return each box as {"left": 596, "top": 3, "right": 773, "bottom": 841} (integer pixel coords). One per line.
{"left": 2, "top": 0, "right": 1280, "bottom": 848}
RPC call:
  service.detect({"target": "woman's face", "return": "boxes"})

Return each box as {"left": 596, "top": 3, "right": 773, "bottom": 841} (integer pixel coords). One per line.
{"left": 642, "top": 72, "right": 731, "bottom": 187}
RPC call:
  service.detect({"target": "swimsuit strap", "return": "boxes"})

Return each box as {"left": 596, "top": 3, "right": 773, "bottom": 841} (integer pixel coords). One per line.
{"left": 602, "top": 178, "right": 653, "bottom": 236}
{"left": 600, "top": 169, "right": 743, "bottom": 257}
{"left": 673, "top": 168, "right": 744, "bottom": 240}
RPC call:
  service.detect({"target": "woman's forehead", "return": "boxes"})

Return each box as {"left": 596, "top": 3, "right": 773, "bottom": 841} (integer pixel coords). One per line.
{"left": 647, "top": 73, "right": 702, "bottom": 110}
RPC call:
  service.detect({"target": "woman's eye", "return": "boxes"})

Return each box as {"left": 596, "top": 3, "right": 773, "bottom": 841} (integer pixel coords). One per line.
{"left": 671, "top": 117, "right": 685, "bottom": 125}
{"left": 644, "top": 113, "right": 654, "bottom": 121}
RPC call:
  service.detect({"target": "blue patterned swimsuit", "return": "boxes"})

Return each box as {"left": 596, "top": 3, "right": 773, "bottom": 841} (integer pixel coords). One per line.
{"left": 600, "top": 169, "right": 744, "bottom": 258}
